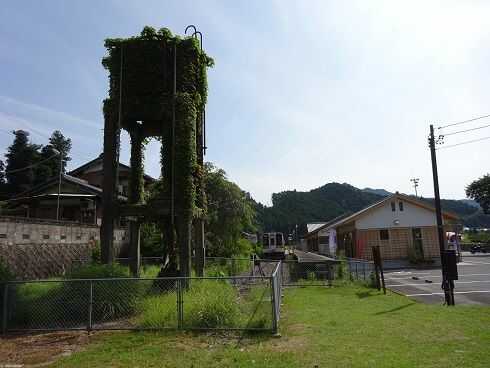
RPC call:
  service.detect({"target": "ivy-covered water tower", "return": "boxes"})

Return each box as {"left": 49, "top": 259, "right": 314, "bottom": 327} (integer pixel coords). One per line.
{"left": 100, "top": 26, "right": 213, "bottom": 277}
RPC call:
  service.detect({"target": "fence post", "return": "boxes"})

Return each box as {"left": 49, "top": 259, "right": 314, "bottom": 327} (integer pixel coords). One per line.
{"left": 87, "top": 281, "right": 93, "bottom": 332}
{"left": 177, "top": 279, "right": 183, "bottom": 329}
{"left": 270, "top": 276, "right": 278, "bottom": 335}
{"left": 355, "top": 262, "right": 358, "bottom": 280}
{"left": 2, "top": 283, "right": 8, "bottom": 335}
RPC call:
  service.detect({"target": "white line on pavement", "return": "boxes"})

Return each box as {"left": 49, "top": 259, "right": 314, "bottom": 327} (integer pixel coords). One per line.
{"left": 406, "top": 290, "right": 490, "bottom": 297}
{"left": 386, "top": 273, "right": 490, "bottom": 280}
{"left": 461, "top": 261, "right": 490, "bottom": 265}
{"left": 387, "top": 280, "right": 490, "bottom": 287}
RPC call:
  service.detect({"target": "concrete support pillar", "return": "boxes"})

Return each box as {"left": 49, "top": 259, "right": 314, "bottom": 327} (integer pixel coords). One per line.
{"left": 177, "top": 216, "right": 192, "bottom": 283}
{"left": 128, "top": 126, "right": 144, "bottom": 276}
{"left": 100, "top": 107, "right": 120, "bottom": 264}
{"left": 129, "top": 221, "right": 141, "bottom": 276}
{"left": 194, "top": 219, "right": 205, "bottom": 276}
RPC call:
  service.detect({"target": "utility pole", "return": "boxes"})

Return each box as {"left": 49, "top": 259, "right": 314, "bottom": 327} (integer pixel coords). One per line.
{"left": 410, "top": 178, "right": 419, "bottom": 197}
{"left": 428, "top": 124, "right": 455, "bottom": 305}
{"left": 54, "top": 149, "right": 63, "bottom": 221}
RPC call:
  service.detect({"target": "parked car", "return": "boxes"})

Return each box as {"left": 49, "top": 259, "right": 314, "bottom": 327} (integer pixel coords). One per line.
{"left": 470, "top": 244, "right": 490, "bottom": 254}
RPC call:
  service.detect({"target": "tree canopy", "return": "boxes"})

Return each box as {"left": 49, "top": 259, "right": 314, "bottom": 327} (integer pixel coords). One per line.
{"left": 204, "top": 163, "right": 257, "bottom": 257}
{"left": 2, "top": 130, "right": 72, "bottom": 196}
{"left": 466, "top": 174, "right": 490, "bottom": 214}
{"left": 5, "top": 130, "right": 40, "bottom": 194}
{"left": 34, "top": 131, "right": 72, "bottom": 185}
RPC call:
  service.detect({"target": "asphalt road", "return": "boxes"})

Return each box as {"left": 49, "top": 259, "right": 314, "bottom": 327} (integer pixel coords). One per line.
{"left": 385, "top": 255, "right": 490, "bottom": 305}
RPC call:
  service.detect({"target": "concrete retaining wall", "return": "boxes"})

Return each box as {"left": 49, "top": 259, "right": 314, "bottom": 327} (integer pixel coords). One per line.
{"left": 0, "top": 216, "right": 128, "bottom": 279}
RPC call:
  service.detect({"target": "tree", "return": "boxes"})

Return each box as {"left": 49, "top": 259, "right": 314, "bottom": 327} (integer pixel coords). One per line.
{"left": 0, "top": 160, "right": 6, "bottom": 199}
{"left": 204, "top": 163, "right": 257, "bottom": 257}
{"left": 466, "top": 174, "right": 490, "bottom": 214}
{"left": 49, "top": 130, "right": 72, "bottom": 172}
{"left": 5, "top": 130, "right": 41, "bottom": 194}
{"left": 0, "top": 160, "right": 5, "bottom": 186}
{"left": 34, "top": 131, "right": 72, "bottom": 184}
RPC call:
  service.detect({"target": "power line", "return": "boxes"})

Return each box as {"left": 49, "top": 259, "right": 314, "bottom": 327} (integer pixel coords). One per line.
{"left": 442, "top": 123, "right": 490, "bottom": 136}
{"left": 4, "top": 153, "right": 59, "bottom": 174}
{"left": 438, "top": 114, "right": 490, "bottom": 130}
{"left": 436, "top": 135, "right": 490, "bottom": 150}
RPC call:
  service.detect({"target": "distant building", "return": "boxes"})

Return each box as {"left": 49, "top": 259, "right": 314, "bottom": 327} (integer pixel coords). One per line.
{"left": 5, "top": 155, "right": 155, "bottom": 224}
{"left": 305, "top": 193, "right": 460, "bottom": 263}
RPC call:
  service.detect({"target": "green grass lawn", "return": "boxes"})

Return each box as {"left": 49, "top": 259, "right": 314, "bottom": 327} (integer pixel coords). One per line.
{"left": 51, "top": 285, "right": 490, "bottom": 368}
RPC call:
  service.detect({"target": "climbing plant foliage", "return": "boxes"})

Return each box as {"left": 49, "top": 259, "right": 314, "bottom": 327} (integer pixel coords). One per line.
{"left": 102, "top": 26, "right": 213, "bottom": 274}
{"left": 102, "top": 26, "right": 213, "bottom": 208}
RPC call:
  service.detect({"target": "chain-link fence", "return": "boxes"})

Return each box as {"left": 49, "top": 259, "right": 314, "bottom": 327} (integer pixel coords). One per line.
{"left": 204, "top": 257, "right": 254, "bottom": 277}
{"left": 280, "top": 260, "right": 336, "bottom": 286}
{"left": 1, "top": 261, "right": 283, "bottom": 334}
{"left": 345, "top": 258, "right": 375, "bottom": 283}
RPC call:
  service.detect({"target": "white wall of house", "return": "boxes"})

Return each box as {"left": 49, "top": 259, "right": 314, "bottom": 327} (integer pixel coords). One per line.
{"left": 355, "top": 199, "right": 443, "bottom": 230}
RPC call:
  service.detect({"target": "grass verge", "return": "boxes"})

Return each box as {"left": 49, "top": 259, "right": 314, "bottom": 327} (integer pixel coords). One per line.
{"left": 49, "top": 285, "right": 490, "bottom": 368}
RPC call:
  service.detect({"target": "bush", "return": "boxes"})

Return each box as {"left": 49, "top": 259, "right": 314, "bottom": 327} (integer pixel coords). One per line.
{"left": 204, "top": 258, "right": 251, "bottom": 277}
{"left": 66, "top": 263, "right": 130, "bottom": 279}
{"left": 12, "top": 264, "right": 143, "bottom": 329}
{"left": 65, "top": 264, "right": 143, "bottom": 323}
{"left": 0, "top": 259, "right": 13, "bottom": 282}
{"left": 91, "top": 240, "right": 101, "bottom": 263}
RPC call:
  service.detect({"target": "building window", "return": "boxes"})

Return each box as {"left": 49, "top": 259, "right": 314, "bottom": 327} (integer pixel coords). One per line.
{"left": 399, "top": 201, "right": 404, "bottom": 211}
{"left": 22, "top": 234, "right": 30, "bottom": 240}
{"left": 391, "top": 202, "right": 396, "bottom": 212}
{"left": 318, "top": 236, "right": 329, "bottom": 244}
{"left": 0, "top": 234, "right": 6, "bottom": 239}
{"left": 43, "top": 234, "right": 50, "bottom": 240}
{"left": 61, "top": 235, "right": 66, "bottom": 240}
{"left": 380, "top": 230, "right": 390, "bottom": 240}
{"left": 76, "top": 234, "right": 82, "bottom": 240}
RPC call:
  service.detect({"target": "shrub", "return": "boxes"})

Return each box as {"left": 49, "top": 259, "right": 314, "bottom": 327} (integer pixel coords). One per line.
{"left": 64, "top": 264, "right": 143, "bottom": 323}
{"left": 336, "top": 259, "right": 347, "bottom": 280}
{"left": 0, "top": 259, "right": 13, "bottom": 282}
{"left": 91, "top": 240, "right": 101, "bottom": 263}
{"left": 12, "top": 281, "right": 63, "bottom": 328}
{"left": 66, "top": 263, "right": 130, "bottom": 279}
{"left": 205, "top": 259, "right": 250, "bottom": 277}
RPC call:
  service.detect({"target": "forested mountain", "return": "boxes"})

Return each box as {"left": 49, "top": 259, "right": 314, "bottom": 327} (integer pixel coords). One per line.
{"left": 255, "top": 183, "right": 383, "bottom": 236}
{"left": 255, "top": 183, "right": 490, "bottom": 236}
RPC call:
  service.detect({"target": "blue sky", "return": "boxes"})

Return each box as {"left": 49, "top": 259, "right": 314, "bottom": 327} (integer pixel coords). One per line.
{"left": 1, "top": 1, "right": 490, "bottom": 205}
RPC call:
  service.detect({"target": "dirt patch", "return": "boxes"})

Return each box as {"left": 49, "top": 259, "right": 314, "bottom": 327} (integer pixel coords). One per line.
{"left": 0, "top": 331, "right": 98, "bottom": 367}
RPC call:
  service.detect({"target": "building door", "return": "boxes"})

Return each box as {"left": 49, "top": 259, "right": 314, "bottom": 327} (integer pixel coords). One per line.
{"left": 412, "top": 228, "right": 424, "bottom": 259}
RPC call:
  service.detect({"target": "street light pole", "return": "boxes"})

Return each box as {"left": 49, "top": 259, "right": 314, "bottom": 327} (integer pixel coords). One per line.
{"left": 410, "top": 178, "right": 419, "bottom": 197}
{"left": 54, "top": 149, "right": 63, "bottom": 221}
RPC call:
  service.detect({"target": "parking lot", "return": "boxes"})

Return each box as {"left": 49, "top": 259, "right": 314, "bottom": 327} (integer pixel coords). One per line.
{"left": 385, "top": 255, "right": 490, "bottom": 305}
